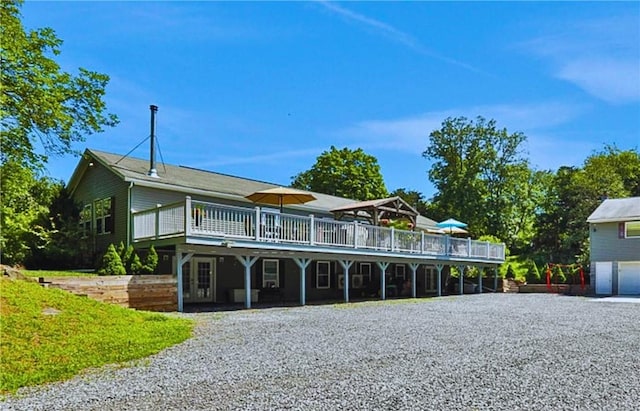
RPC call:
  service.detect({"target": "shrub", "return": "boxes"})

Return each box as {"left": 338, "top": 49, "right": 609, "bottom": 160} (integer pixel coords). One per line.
{"left": 129, "top": 253, "right": 143, "bottom": 275}
{"left": 525, "top": 260, "right": 541, "bottom": 284}
{"left": 122, "top": 245, "right": 136, "bottom": 273}
{"left": 552, "top": 265, "right": 566, "bottom": 284}
{"left": 97, "top": 244, "right": 126, "bottom": 275}
{"left": 505, "top": 264, "right": 515, "bottom": 279}
{"left": 116, "top": 241, "right": 126, "bottom": 261}
{"left": 140, "top": 245, "right": 158, "bottom": 274}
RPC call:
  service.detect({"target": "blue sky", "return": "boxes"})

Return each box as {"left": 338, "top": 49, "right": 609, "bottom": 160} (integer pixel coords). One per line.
{"left": 21, "top": 1, "right": 640, "bottom": 199}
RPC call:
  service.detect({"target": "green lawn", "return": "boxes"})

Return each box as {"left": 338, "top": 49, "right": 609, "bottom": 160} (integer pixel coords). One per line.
{"left": 0, "top": 277, "right": 194, "bottom": 394}
{"left": 21, "top": 269, "right": 98, "bottom": 278}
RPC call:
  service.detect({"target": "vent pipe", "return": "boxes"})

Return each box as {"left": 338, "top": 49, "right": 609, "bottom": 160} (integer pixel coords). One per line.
{"left": 148, "top": 104, "right": 158, "bottom": 178}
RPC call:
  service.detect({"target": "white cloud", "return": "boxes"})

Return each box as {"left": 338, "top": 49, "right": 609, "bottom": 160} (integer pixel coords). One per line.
{"left": 557, "top": 58, "right": 639, "bottom": 104}
{"left": 521, "top": 15, "right": 640, "bottom": 104}
{"left": 339, "top": 102, "right": 586, "bottom": 155}
{"left": 316, "top": 1, "right": 483, "bottom": 74}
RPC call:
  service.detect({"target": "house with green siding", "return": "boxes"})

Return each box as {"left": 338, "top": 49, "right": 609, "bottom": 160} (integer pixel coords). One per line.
{"left": 67, "top": 148, "right": 505, "bottom": 311}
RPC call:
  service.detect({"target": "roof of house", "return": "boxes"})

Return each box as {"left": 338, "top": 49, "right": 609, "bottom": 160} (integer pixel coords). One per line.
{"left": 69, "top": 149, "right": 439, "bottom": 229}
{"left": 586, "top": 197, "right": 640, "bottom": 223}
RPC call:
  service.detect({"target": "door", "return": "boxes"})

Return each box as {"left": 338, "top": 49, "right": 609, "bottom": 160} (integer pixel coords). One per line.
{"left": 595, "top": 261, "right": 612, "bottom": 295}
{"left": 177, "top": 257, "right": 216, "bottom": 303}
{"left": 618, "top": 262, "right": 640, "bottom": 295}
{"left": 424, "top": 266, "right": 437, "bottom": 293}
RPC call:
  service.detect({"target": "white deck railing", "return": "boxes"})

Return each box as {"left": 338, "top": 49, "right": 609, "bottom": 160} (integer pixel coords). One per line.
{"left": 132, "top": 197, "right": 506, "bottom": 262}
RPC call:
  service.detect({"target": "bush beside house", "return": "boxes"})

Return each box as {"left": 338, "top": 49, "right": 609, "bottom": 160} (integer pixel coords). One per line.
{"left": 97, "top": 243, "right": 158, "bottom": 276}
{"left": 97, "top": 244, "right": 126, "bottom": 276}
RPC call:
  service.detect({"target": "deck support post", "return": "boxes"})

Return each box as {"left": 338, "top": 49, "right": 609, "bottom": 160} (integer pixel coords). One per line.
{"left": 435, "top": 264, "right": 444, "bottom": 297}
{"left": 457, "top": 265, "right": 466, "bottom": 295}
{"left": 293, "top": 258, "right": 311, "bottom": 306}
{"left": 236, "top": 255, "right": 259, "bottom": 308}
{"left": 377, "top": 261, "right": 390, "bottom": 300}
{"left": 409, "top": 263, "right": 419, "bottom": 298}
{"left": 176, "top": 250, "right": 194, "bottom": 312}
{"left": 478, "top": 266, "right": 483, "bottom": 294}
{"left": 494, "top": 266, "right": 499, "bottom": 292}
{"left": 338, "top": 260, "right": 354, "bottom": 303}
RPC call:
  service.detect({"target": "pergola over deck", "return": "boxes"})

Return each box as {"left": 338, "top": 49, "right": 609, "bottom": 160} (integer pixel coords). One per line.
{"left": 330, "top": 196, "right": 419, "bottom": 227}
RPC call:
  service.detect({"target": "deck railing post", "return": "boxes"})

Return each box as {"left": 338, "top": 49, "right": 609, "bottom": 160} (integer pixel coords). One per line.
{"left": 467, "top": 237, "right": 472, "bottom": 257}
{"left": 155, "top": 204, "right": 161, "bottom": 239}
{"left": 486, "top": 241, "right": 490, "bottom": 259}
{"left": 255, "top": 207, "right": 261, "bottom": 241}
{"left": 445, "top": 235, "right": 450, "bottom": 255}
{"left": 185, "top": 196, "right": 192, "bottom": 237}
{"left": 421, "top": 231, "right": 425, "bottom": 253}
{"left": 390, "top": 227, "right": 395, "bottom": 251}
{"left": 309, "top": 215, "right": 315, "bottom": 245}
{"left": 353, "top": 221, "right": 358, "bottom": 248}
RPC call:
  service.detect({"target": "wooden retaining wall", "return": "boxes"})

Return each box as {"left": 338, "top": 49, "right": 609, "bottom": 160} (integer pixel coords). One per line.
{"left": 518, "top": 283, "right": 592, "bottom": 296}
{"left": 40, "top": 275, "right": 177, "bottom": 312}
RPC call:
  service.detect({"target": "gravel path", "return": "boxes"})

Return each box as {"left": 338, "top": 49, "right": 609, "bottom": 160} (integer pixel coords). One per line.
{"left": 2, "top": 294, "right": 640, "bottom": 410}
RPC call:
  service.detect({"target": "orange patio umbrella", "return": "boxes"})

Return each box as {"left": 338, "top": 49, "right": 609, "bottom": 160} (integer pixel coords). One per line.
{"left": 245, "top": 187, "right": 316, "bottom": 212}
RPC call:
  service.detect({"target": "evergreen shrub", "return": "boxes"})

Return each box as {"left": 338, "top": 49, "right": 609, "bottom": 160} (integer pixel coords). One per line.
{"left": 97, "top": 244, "right": 126, "bottom": 275}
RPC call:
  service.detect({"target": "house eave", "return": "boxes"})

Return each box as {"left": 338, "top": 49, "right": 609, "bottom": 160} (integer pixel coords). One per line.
{"left": 588, "top": 218, "right": 640, "bottom": 224}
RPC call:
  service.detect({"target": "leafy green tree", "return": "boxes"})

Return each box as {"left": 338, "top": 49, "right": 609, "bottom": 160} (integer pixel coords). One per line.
{"left": 422, "top": 116, "right": 532, "bottom": 248}
{"left": 0, "top": 161, "right": 57, "bottom": 265}
{"left": 292, "top": 146, "right": 388, "bottom": 201}
{"left": 532, "top": 145, "right": 639, "bottom": 264}
{"left": 0, "top": 0, "right": 118, "bottom": 171}
{"left": 97, "top": 244, "right": 126, "bottom": 276}
{"left": 141, "top": 245, "right": 159, "bottom": 274}
{"left": 25, "top": 186, "right": 84, "bottom": 269}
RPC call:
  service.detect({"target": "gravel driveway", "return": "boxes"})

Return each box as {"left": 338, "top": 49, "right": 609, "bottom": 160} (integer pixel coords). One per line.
{"left": 2, "top": 294, "right": 639, "bottom": 410}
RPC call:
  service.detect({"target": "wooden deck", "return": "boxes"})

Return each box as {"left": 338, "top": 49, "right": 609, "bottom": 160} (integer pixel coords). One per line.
{"left": 132, "top": 197, "right": 506, "bottom": 264}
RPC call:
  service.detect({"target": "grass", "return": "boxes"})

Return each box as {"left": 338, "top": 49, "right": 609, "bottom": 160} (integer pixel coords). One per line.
{"left": 0, "top": 277, "right": 194, "bottom": 394}
{"left": 21, "top": 269, "right": 97, "bottom": 278}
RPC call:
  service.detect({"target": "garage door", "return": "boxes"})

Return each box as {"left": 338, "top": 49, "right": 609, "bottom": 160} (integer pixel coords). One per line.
{"left": 618, "top": 262, "right": 640, "bottom": 295}
{"left": 595, "top": 261, "right": 612, "bottom": 295}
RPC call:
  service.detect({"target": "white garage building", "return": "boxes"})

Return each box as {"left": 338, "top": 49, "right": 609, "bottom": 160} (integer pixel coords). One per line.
{"left": 587, "top": 197, "right": 640, "bottom": 296}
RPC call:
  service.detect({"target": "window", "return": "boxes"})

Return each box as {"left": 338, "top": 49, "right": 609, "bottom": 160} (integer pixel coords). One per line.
{"left": 395, "top": 264, "right": 406, "bottom": 280}
{"left": 316, "top": 261, "right": 331, "bottom": 289}
{"left": 359, "top": 262, "right": 371, "bottom": 281}
{"left": 626, "top": 221, "right": 640, "bottom": 238}
{"left": 94, "top": 197, "right": 113, "bottom": 235}
{"left": 79, "top": 204, "right": 92, "bottom": 236}
{"left": 262, "top": 259, "right": 280, "bottom": 288}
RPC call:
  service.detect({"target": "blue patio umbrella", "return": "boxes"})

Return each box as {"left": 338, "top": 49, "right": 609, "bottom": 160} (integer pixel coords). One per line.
{"left": 436, "top": 218, "right": 468, "bottom": 234}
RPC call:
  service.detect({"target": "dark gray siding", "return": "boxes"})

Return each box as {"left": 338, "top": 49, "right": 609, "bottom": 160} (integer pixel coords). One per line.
{"left": 131, "top": 185, "right": 335, "bottom": 218}
{"left": 590, "top": 222, "right": 640, "bottom": 261}
{"left": 72, "top": 162, "right": 129, "bottom": 258}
